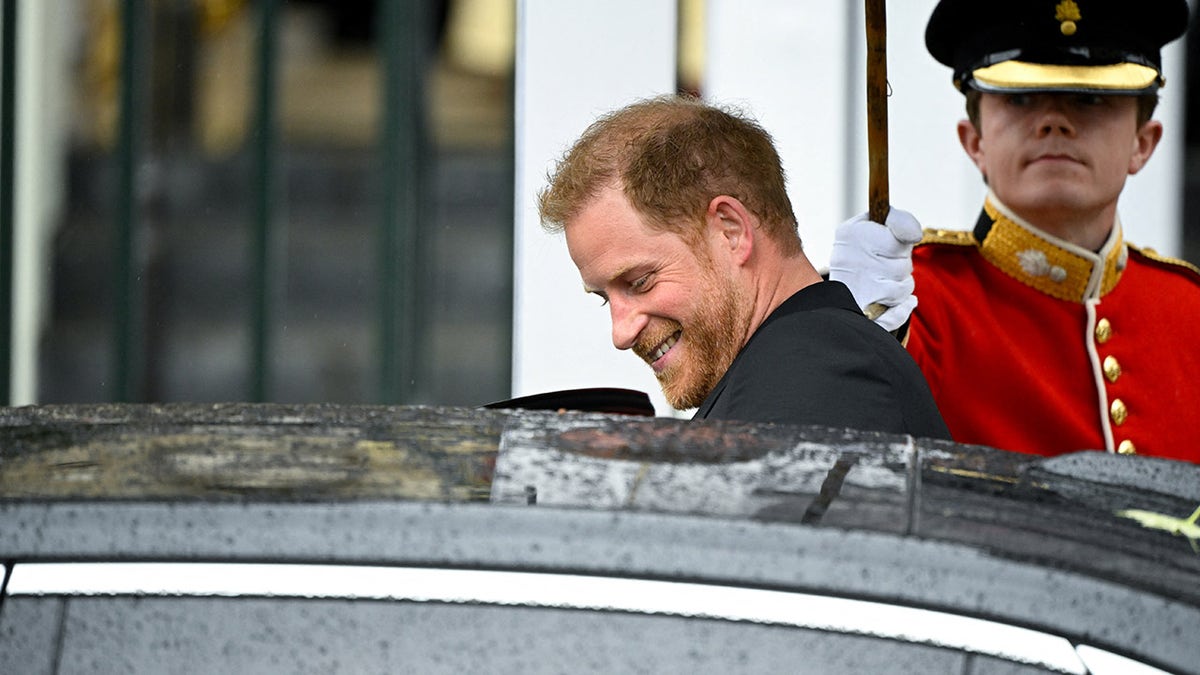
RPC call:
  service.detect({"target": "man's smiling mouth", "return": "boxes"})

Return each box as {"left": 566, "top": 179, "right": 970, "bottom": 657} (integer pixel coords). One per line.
{"left": 650, "top": 331, "right": 680, "bottom": 365}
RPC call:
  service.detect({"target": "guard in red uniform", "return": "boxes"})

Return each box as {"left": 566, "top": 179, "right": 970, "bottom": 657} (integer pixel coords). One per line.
{"left": 830, "top": 0, "right": 1200, "bottom": 461}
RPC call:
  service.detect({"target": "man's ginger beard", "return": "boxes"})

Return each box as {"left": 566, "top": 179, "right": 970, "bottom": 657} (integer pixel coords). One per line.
{"left": 634, "top": 264, "right": 749, "bottom": 410}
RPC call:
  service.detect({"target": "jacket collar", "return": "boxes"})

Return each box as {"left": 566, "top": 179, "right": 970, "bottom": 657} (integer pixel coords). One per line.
{"left": 973, "top": 194, "right": 1127, "bottom": 302}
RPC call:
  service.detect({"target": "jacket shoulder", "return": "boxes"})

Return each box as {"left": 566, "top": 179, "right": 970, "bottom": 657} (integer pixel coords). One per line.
{"left": 1128, "top": 244, "right": 1200, "bottom": 283}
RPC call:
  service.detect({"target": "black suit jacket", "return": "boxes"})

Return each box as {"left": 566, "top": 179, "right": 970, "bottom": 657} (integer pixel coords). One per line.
{"left": 694, "top": 281, "right": 949, "bottom": 440}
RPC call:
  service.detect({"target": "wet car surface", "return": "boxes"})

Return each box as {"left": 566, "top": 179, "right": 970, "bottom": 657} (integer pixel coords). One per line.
{"left": 1, "top": 403, "right": 1197, "bottom": 673}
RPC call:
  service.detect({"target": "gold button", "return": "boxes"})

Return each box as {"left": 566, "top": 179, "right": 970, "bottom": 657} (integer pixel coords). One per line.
{"left": 1118, "top": 440, "right": 1137, "bottom": 455}
{"left": 1095, "top": 318, "right": 1112, "bottom": 343}
{"left": 1110, "top": 399, "right": 1128, "bottom": 426}
{"left": 1060, "top": 20, "right": 1077, "bottom": 35}
{"left": 1103, "top": 356, "right": 1121, "bottom": 383}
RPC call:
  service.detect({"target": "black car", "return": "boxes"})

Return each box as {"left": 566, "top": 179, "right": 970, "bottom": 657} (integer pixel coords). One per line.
{"left": 1, "top": 403, "right": 1197, "bottom": 674}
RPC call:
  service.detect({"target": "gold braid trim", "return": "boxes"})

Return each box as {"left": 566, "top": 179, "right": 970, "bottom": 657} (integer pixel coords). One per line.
{"left": 1130, "top": 245, "right": 1200, "bottom": 278}
{"left": 976, "top": 201, "right": 1126, "bottom": 302}
{"left": 918, "top": 229, "right": 976, "bottom": 247}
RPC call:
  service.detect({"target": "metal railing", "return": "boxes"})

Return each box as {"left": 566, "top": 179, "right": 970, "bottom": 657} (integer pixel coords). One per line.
{"left": 249, "top": 0, "right": 279, "bottom": 403}
{"left": 113, "top": 0, "right": 147, "bottom": 402}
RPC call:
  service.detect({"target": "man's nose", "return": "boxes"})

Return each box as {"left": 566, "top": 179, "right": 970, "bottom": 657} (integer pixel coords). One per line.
{"left": 1036, "top": 99, "right": 1076, "bottom": 136}
{"left": 609, "top": 296, "right": 647, "bottom": 351}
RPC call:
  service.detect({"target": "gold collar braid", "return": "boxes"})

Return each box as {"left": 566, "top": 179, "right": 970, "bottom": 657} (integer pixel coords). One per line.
{"left": 973, "top": 198, "right": 1126, "bottom": 303}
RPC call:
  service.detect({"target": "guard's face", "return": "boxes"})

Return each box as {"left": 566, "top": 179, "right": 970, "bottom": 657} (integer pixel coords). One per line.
{"left": 959, "top": 92, "right": 1160, "bottom": 240}
{"left": 565, "top": 186, "right": 747, "bottom": 410}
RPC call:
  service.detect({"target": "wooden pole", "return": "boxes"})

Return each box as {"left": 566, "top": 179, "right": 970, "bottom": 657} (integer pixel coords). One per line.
{"left": 865, "top": 0, "right": 889, "bottom": 223}
{"left": 863, "top": 0, "right": 890, "bottom": 321}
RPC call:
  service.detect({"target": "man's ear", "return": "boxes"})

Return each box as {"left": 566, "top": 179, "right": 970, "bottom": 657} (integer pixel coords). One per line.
{"left": 706, "top": 195, "right": 754, "bottom": 265}
{"left": 1129, "top": 119, "right": 1163, "bottom": 175}
{"left": 957, "top": 119, "right": 986, "bottom": 175}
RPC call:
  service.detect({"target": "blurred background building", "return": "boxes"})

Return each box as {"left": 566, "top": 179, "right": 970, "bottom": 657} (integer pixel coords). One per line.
{"left": 1, "top": 0, "right": 1198, "bottom": 410}
{"left": 7, "top": 0, "right": 517, "bottom": 406}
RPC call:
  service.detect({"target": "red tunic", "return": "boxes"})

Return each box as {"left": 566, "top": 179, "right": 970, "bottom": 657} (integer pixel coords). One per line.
{"left": 908, "top": 198, "right": 1200, "bottom": 462}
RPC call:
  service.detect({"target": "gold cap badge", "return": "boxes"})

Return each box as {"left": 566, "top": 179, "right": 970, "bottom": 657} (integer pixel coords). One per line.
{"left": 1056, "top": 1, "right": 1082, "bottom": 36}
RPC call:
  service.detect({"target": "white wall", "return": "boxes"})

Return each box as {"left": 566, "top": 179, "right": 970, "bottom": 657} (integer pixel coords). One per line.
{"left": 513, "top": 1, "right": 1189, "bottom": 416}
{"left": 704, "top": 2, "right": 853, "bottom": 271}
{"left": 512, "top": 0, "right": 678, "bottom": 415}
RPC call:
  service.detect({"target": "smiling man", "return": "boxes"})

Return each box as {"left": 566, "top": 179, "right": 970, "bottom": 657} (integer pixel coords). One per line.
{"left": 538, "top": 96, "right": 949, "bottom": 439}
{"left": 831, "top": 0, "right": 1200, "bottom": 461}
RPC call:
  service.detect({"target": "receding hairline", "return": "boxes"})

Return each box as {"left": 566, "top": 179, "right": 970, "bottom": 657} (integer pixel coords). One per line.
{"left": 538, "top": 96, "right": 764, "bottom": 232}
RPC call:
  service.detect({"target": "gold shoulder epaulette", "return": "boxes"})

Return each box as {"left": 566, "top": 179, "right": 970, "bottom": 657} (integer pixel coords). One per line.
{"left": 1129, "top": 244, "right": 1200, "bottom": 278}
{"left": 918, "top": 228, "right": 975, "bottom": 247}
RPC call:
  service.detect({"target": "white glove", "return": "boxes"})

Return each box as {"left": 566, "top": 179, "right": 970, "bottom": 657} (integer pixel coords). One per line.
{"left": 828, "top": 207, "right": 922, "bottom": 332}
